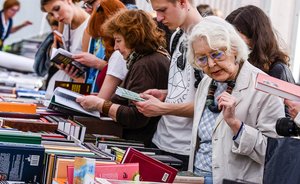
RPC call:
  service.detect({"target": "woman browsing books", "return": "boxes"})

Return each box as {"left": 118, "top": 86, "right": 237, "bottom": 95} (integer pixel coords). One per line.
{"left": 76, "top": 10, "right": 170, "bottom": 147}
{"left": 186, "top": 16, "right": 285, "bottom": 183}
{"left": 40, "top": 0, "right": 89, "bottom": 98}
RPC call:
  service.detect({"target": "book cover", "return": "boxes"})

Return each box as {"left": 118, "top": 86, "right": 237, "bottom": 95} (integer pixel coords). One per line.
{"left": 48, "top": 87, "right": 100, "bottom": 118}
{"left": 0, "top": 117, "right": 58, "bottom": 132}
{"left": 55, "top": 81, "right": 92, "bottom": 95}
{"left": 50, "top": 48, "right": 85, "bottom": 77}
{"left": 255, "top": 73, "right": 300, "bottom": 101}
{"left": 73, "top": 116, "right": 122, "bottom": 137}
{"left": 0, "top": 142, "right": 45, "bottom": 183}
{"left": 121, "top": 147, "right": 178, "bottom": 183}
{"left": 73, "top": 157, "right": 95, "bottom": 184}
{"left": 68, "top": 163, "right": 139, "bottom": 182}
{"left": 115, "top": 87, "right": 145, "bottom": 102}
{"left": 0, "top": 102, "right": 36, "bottom": 114}
{"left": 0, "top": 131, "right": 41, "bottom": 144}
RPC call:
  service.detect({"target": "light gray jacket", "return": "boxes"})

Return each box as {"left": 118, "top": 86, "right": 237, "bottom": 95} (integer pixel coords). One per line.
{"left": 188, "top": 61, "right": 285, "bottom": 184}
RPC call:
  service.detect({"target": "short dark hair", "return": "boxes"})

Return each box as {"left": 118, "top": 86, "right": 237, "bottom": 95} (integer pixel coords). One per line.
{"left": 40, "top": 0, "right": 81, "bottom": 12}
{"left": 120, "top": 0, "right": 136, "bottom": 5}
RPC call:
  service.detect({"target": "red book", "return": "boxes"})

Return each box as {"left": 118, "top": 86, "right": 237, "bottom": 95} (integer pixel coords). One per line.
{"left": 121, "top": 147, "right": 177, "bottom": 183}
{"left": 67, "top": 163, "right": 139, "bottom": 184}
{"left": 255, "top": 73, "right": 300, "bottom": 101}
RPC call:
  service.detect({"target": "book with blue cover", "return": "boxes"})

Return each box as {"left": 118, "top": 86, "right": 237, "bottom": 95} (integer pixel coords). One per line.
{"left": 0, "top": 142, "right": 45, "bottom": 183}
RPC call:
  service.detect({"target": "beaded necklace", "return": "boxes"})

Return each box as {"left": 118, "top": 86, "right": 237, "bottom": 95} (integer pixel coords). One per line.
{"left": 205, "top": 80, "right": 235, "bottom": 113}
{"left": 205, "top": 61, "right": 244, "bottom": 113}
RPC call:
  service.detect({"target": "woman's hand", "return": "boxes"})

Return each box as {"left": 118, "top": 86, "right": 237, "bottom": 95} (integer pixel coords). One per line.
{"left": 284, "top": 99, "right": 300, "bottom": 119}
{"left": 76, "top": 95, "right": 104, "bottom": 111}
{"left": 59, "top": 64, "right": 85, "bottom": 82}
{"left": 217, "top": 92, "right": 241, "bottom": 134}
{"left": 72, "top": 52, "right": 107, "bottom": 70}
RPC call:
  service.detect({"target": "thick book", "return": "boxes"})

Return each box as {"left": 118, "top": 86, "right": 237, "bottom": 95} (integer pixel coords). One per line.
{"left": 121, "top": 147, "right": 178, "bottom": 183}
{"left": 255, "top": 73, "right": 300, "bottom": 101}
{"left": 73, "top": 116, "right": 122, "bottom": 137}
{"left": 68, "top": 163, "right": 139, "bottom": 183}
{"left": 48, "top": 87, "right": 100, "bottom": 118}
{"left": 55, "top": 81, "right": 92, "bottom": 95}
{"left": 0, "top": 117, "right": 58, "bottom": 132}
{"left": 73, "top": 157, "right": 95, "bottom": 184}
{"left": 0, "top": 131, "right": 41, "bottom": 144}
{"left": 50, "top": 48, "right": 85, "bottom": 77}
{"left": 0, "top": 142, "right": 45, "bottom": 183}
{"left": 0, "top": 102, "right": 36, "bottom": 114}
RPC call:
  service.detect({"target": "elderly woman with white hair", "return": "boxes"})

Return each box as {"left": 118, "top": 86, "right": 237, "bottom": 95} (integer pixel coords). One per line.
{"left": 187, "top": 16, "right": 285, "bottom": 184}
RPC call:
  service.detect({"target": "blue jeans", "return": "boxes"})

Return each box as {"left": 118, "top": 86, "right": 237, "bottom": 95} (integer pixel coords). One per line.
{"left": 194, "top": 168, "right": 213, "bottom": 184}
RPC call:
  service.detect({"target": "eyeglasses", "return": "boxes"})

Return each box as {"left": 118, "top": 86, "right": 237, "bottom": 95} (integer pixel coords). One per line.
{"left": 194, "top": 49, "right": 226, "bottom": 67}
{"left": 82, "top": 0, "right": 96, "bottom": 10}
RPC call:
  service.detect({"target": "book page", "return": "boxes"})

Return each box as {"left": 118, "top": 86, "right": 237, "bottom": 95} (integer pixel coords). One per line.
{"left": 54, "top": 95, "right": 100, "bottom": 118}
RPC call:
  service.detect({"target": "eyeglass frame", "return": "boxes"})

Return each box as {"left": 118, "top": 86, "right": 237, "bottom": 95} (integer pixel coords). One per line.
{"left": 194, "top": 49, "right": 227, "bottom": 67}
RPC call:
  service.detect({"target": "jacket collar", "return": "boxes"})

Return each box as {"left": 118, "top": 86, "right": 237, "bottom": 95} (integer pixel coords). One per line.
{"left": 213, "top": 60, "right": 252, "bottom": 132}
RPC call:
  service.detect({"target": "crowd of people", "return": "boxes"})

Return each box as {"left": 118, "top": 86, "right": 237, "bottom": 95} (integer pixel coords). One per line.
{"left": 31, "top": 0, "right": 300, "bottom": 183}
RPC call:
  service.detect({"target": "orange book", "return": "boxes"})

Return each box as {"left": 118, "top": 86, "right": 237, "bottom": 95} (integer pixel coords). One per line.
{"left": 0, "top": 102, "right": 36, "bottom": 114}
{"left": 255, "top": 73, "right": 300, "bottom": 101}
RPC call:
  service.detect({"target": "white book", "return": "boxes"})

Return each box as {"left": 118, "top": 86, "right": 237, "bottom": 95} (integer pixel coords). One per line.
{"left": 48, "top": 87, "right": 101, "bottom": 118}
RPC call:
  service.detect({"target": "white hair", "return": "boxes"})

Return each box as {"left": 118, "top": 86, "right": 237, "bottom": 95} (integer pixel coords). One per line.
{"left": 187, "top": 16, "right": 249, "bottom": 70}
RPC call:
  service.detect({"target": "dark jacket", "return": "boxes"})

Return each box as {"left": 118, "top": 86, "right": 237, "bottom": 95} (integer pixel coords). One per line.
{"left": 0, "top": 10, "right": 13, "bottom": 50}
{"left": 33, "top": 33, "right": 54, "bottom": 77}
{"left": 111, "top": 51, "right": 170, "bottom": 146}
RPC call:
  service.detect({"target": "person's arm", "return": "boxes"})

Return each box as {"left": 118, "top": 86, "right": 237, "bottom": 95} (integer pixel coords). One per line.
{"left": 10, "top": 20, "right": 32, "bottom": 33}
{"left": 72, "top": 52, "right": 107, "bottom": 70}
{"left": 135, "top": 93, "right": 194, "bottom": 117}
{"left": 98, "top": 74, "right": 122, "bottom": 100}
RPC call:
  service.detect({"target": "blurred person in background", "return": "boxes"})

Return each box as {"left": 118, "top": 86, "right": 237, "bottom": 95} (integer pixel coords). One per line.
{"left": 0, "top": 0, "right": 32, "bottom": 50}
{"left": 196, "top": 4, "right": 214, "bottom": 17}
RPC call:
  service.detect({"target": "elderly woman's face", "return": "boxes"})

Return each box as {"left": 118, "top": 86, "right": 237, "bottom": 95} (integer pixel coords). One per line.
{"left": 113, "top": 33, "right": 132, "bottom": 60}
{"left": 192, "top": 37, "right": 239, "bottom": 82}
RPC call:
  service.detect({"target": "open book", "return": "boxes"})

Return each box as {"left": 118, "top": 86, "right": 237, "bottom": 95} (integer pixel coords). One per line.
{"left": 50, "top": 48, "right": 85, "bottom": 77}
{"left": 115, "top": 87, "right": 145, "bottom": 102}
{"left": 48, "top": 87, "right": 100, "bottom": 118}
{"left": 255, "top": 73, "right": 300, "bottom": 101}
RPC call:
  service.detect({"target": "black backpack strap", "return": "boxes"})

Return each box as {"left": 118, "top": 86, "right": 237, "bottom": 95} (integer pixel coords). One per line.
{"left": 170, "top": 29, "right": 184, "bottom": 57}
{"left": 170, "top": 29, "right": 203, "bottom": 88}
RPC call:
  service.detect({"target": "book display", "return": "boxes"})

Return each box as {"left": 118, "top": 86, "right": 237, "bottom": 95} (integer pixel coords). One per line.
{"left": 0, "top": 68, "right": 186, "bottom": 183}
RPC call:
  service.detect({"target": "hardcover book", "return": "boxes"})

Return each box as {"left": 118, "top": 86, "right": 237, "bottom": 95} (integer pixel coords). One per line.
{"left": 0, "top": 102, "right": 36, "bottom": 114}
{"left": 121, "top": 147, "right": 178, "bottom": 183}
{"left": 73, "top": 157, "right": 96, "bottom": 184}
{"left": 50, "top": 48, "right": 85, "bottom": 77}
{"left": 55, "top": 81, "right": 92, "bottom": 95}
{"left": 255, "top": 73, "right": 300, "bottom": 101}
{"left": 48, "top": 87, "right": 100, "bottom": 118}
{"left": 0, "top": 117, "right": 58, "bottom": 132}
{"left": 0, "top": 142, "right": 45, "bottom": 183}
{"left": 68, "top": 163, "right": 139, "bottom": 183}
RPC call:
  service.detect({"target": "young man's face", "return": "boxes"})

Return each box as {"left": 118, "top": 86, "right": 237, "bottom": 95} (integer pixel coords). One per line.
{"left": 151, "top": 0, "right": 186, "bottom": 30}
